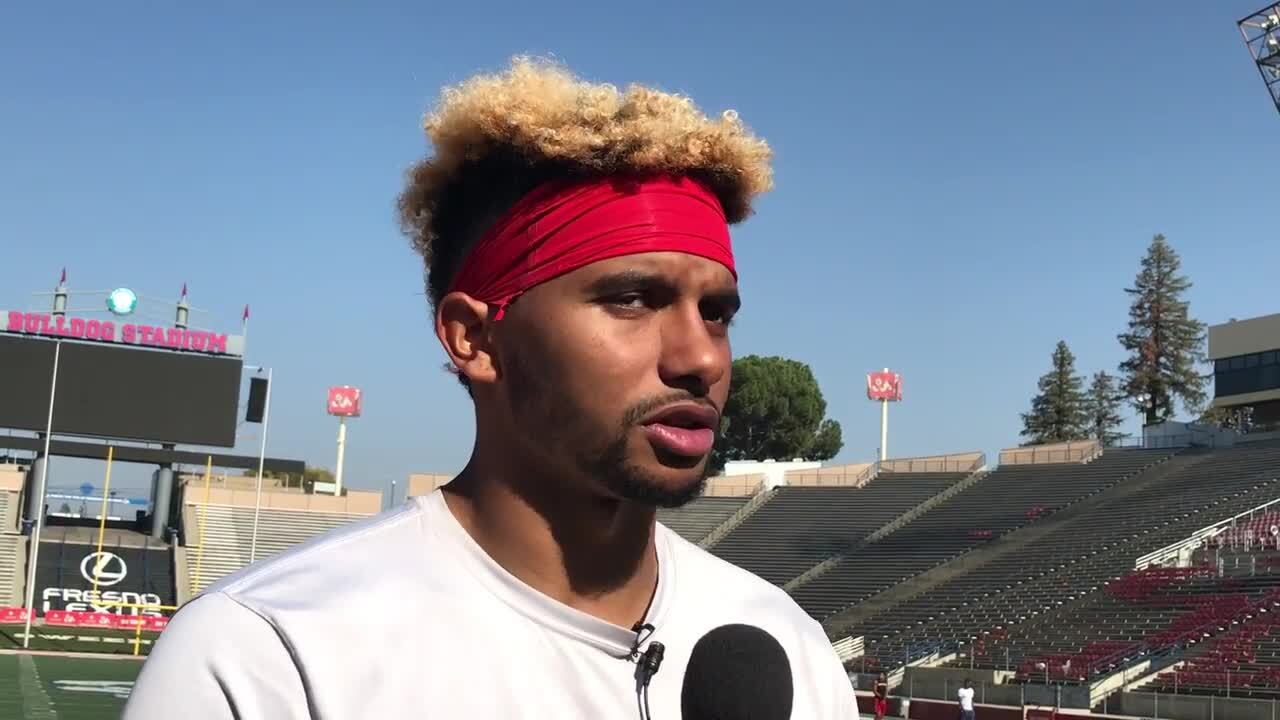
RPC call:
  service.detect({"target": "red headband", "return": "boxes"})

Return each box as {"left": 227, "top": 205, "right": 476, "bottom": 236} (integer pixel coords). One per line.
{"left": 445, "top": 175, "right": 735, "bottom": 320}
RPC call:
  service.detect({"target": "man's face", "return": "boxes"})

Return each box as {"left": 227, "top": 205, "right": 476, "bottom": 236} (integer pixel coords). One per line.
{"left": 494, "top": 251, "right": 739, "bottom": 508}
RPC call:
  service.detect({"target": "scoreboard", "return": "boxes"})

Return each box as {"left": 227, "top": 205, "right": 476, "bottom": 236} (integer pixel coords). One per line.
{"left": 0, "top": 334, "right": 242, "bottom": 447}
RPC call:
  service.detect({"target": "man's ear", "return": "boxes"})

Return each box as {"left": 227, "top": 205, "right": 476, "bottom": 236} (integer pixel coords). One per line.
{"left": 435, "top": 292, "right": 499, "bottom": 387}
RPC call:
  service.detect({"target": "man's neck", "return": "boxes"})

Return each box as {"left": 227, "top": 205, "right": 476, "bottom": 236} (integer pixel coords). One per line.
{"left": 441, "top": 463, "right": 659, "bottom": 630}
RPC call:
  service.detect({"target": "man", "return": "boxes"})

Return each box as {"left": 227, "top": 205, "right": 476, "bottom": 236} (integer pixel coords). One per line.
{"left": 873, "top": 671, "right": 889, "bottom": 720}
{"left": 124, "top": 57, "right": 855, "bottom": 719}
{"left": 958, "top": 678, "right": 976, "bottom": 720}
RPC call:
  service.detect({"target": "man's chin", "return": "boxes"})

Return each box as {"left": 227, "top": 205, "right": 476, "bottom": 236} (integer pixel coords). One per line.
{"left": 606, "top": 464, "right": 709, "bottom": 509}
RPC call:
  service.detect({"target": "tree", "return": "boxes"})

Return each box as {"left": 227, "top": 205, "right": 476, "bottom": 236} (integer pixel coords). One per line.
{"left": 1200, "top": 405, "right": 1254, "bottom": 434}
{"left": 711, "top": 355, "right": 843, "bottom": 471}
{"left": 1084, "top": 371, "right": 1126, "bottom": 447}
{"left": 1020, "top": 341, "right": 1088, "bottom": 445}
{"left": 1117, "top": 234, "right": 1208, "bottom": 425}
{"left": 252, "top": 466, "right": 335, "bottom": 491}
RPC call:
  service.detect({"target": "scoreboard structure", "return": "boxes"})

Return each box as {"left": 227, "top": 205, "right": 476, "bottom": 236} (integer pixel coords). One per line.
{"left": 0, "top": 333, "right": 242, "bottom": 448}
{"left": 1, "top": 277, "right": 247, "bottom": 448}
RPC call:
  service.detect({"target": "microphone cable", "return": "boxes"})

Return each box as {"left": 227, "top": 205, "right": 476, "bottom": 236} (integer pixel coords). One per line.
{"left": 635, "top": 642, "right": 664, "bottom": 720}
{"left": 629, "top": 623, "right": 664, "bottom": 720}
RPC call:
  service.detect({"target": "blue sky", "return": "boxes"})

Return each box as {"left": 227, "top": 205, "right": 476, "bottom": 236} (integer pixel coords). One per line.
{"left": 4, "top": 1, "right": 1278, "bottom": 500}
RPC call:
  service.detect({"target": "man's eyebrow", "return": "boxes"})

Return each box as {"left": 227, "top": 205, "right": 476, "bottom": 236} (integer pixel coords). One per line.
{"left": 707, "top": 288, "right": 742, "bottom": 313}
{"left": 583, "top": 269, "right": 674, "bottom": 295}
{"left": 584, "top": 268, "right": 740, "bottom": 309}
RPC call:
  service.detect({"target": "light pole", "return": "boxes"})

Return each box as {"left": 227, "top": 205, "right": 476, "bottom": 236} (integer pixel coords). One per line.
{"left": 866, "top": 369, "right": 903, "bottom": 463}
{"left": 325, "top": 386, "right": 362, "bottom": 496}
{"left": 22, "top": 339, "right": 61, "bottom": 648}
{"left": 245, "top": 365, "right": 273, "bottom": 563}
{"left": 1239, "top": 4, "right": 1280, "bottom": 115}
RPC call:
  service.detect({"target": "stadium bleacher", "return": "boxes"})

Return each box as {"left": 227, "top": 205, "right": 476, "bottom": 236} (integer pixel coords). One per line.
{"left": 789, "top": 449, "right": 1175, "bottom": 621}
{"left": 855, "top": 443, "right": 1280, "bottom": 671}
{"left": 656, "top": 495, "right": 749, "bottom": 544}
{"left": 708, "top": 472, "right": 971, "bottom": 586}
{"left": 0, "top": 536, "right": 21, "bottom": 608}
{"left": 0, "top": 483, "right": 23, "bottom": 607}
{"left": 183, "top": 503, "right": 373, "bottom": 595}
{"left": 1141, "top": 574, "right": 1280, "bottom": 700}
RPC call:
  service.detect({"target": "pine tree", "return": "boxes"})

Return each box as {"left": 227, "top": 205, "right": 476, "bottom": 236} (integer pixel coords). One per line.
{"left": 1118, "top": 234, "right": 1208, "bottom": 425}
{"left": 1020, "top": 341, "right": 1089, "bottom": 445}
{"left": 1085, "top": 371, "right": 1126, "bottom": 447}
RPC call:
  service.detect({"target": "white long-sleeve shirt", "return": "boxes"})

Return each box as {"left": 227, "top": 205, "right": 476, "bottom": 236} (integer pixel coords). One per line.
{"left": 124, "top": 490, "right": 856, "bottom": 719}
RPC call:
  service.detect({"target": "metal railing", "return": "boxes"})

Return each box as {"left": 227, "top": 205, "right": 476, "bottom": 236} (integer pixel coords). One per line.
{"left": 831, "top": 635, "right": 864, "bottom": 663}
{"left": 877, "top": 454, "right": 986, "bottom": 474}
{"left": 1136, "top": 493, "right": 1280, "bottom": 570}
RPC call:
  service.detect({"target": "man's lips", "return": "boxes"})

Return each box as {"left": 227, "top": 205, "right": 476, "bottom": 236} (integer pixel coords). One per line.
{"left": 641, "top": 403, "right": 719, "bottom": 458}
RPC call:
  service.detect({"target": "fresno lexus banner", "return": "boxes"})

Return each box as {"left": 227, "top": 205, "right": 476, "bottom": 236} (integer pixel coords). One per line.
{"left": 35, "top": 541, "right": 175, "bottom": 617}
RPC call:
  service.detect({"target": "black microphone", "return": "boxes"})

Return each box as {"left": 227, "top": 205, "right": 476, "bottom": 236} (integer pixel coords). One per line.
{"left": 640, "top": 641, "right": 665, "bottom": 683}
{"left": 680, "top": 624, "right": 794, "bottom": 720}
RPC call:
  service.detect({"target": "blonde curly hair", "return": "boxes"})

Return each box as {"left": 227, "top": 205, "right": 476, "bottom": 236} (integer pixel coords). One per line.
{"left": 397, "top": 56, "right": 773, "bottom": 306}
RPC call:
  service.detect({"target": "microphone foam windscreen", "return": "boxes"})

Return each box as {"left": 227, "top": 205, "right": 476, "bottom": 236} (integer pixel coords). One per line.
{"left": 680, "top": 623, "right": 794, "bottom": 720}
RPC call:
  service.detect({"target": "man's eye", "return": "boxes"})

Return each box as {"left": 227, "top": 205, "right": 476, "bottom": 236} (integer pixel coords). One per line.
{"left": 701, "top": 304, "right": 737, "bottom": 326}
{"left": 610, "top": 293, "right": 647, "bottom": 309}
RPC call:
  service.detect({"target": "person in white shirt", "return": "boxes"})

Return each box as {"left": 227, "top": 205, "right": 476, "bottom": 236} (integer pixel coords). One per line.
{"left": 123, "top": 56, "right": 857, "bottom": 719}
{"left": 958, "top": 678, "right": 976, "bottom": 720}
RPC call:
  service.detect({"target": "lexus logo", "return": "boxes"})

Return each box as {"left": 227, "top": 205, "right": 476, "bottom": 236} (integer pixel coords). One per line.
{"left": 80, "top": 551, "right": 127, "bottom": 587}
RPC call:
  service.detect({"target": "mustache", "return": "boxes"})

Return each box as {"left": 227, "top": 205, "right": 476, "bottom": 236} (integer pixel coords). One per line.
{"left": 620, "top": 392, "right": 721, "bottom": 428}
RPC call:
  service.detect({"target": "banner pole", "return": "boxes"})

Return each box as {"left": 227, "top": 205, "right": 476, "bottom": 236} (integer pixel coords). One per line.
{"left": 250, "top": 367, "right": 272, "bottom": 564}
{"left": 334, "top": 416, "right": 348, "bottom": 495}
{"left": 880, "top": 398, "right": 889, "bottom": 462}
{"left": 191, "top": 456, "right": 213, "bottom": 595}
{"left": 92, "top": 445, "right": 115, "bottom": 598}
{"left": 22, "top": 339, "right": 61, "bottom": 648}
{"left": 133, "top": 615, "right": 144, "bottom": 656}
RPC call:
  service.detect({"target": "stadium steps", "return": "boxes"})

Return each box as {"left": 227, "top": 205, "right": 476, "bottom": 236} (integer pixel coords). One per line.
{"left": 708, "top": 473, "right": 971, "bottom": 586}
{"left": 820, "top": 450, "right": 1196, "bottom": 636}
{"left": 862, "top": 444, "right": 1280, "bottom": 667}
{"left": 798, "top": 450, "right": 1178, "bottom": 627}
{"left": 656, "top": 495, "right": 751, "bottom": 544}
{"left": 183, "top": 503, "right": 371, "bottom": 595}
{"left": 785, "top": 467, "right": 990, "bottom": 592}
{"left": 0, "top": 533, "right": 26, "bottom": 607}
{"left": 0, "top": 490, "right": 16, "bottom": 533}
{"left": 698, "top": 487, "right": 777, "bottom": 549}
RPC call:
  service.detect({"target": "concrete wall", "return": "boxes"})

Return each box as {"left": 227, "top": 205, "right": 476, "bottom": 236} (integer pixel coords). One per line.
{"left": 999, "top": 440, "right": 1101, "bottom": 466}
{"left": 1118, "top": 690, "right": 1278, "bottom": 720}
{"left": 904, "top": 666, "right": 1002, "bottom": 690}
{"left": 1143, "top": 420, "right": 1235, "bottom": 448}
{"left": 0, "top": 488, "right": 21, "bottom": 534}
{"left": 183, "top": 486, "right": 382, "bottom": 515}
{"left": 408, "top": 469, "right": 770, "bottom": 498}
{"left": 880, "top": 451, "right": 984, "bottom": 473}
{"left": 723, "top": 459, "right": 822, "bottom": 489}
{"left": 903, "top": 697, "right": 1137, "bottom": 719}
{"left": 703, "top": 473, "right": 764, "bottom": 497}
{"left": 905, "top": 698, "right": 1024, "bottom": 720}
{"left": 178, "top": 472, "right": 302, "bottom": 493}
{"left": 1209, "top": 312, "right": 1280, "bottom": 360}
{"left": 782, "top": 462, "right": 873, "bottom": 487}
{"left": 0, "top": 466, "right": 24, "bottom": 492}
{"left": 899, "top": 668, "right": 1093, "bottom": 710}
{"left": 406, "top": 473, "right": 453, "bottom": 497}
{"left": 1212, "top": 388, "right": 1280, "bottom": 411}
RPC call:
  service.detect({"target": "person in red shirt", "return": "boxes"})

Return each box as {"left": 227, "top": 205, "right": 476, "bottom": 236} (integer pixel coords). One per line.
{"left": 874, "top": 672, "right": 889, "bottom": 719}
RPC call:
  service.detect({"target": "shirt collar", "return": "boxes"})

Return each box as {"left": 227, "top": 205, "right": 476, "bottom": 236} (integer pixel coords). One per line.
{"left": 420, "top": 490, "right": 675, "bottom": 658}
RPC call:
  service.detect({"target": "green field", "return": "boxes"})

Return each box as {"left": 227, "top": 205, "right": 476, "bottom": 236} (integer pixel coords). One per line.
{"left": 0, "top": 625, "right": 157, "bottom": 656}
{"left": 0, "top": 652, "right": 143, "bottom": 719}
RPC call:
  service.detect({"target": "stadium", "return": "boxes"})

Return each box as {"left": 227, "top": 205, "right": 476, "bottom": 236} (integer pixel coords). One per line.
{"left": 4, "top": 7, "right": 1280, "bottom": 720}
{"left": 2, "top": 285, "right": 1279, "bottom": 720}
